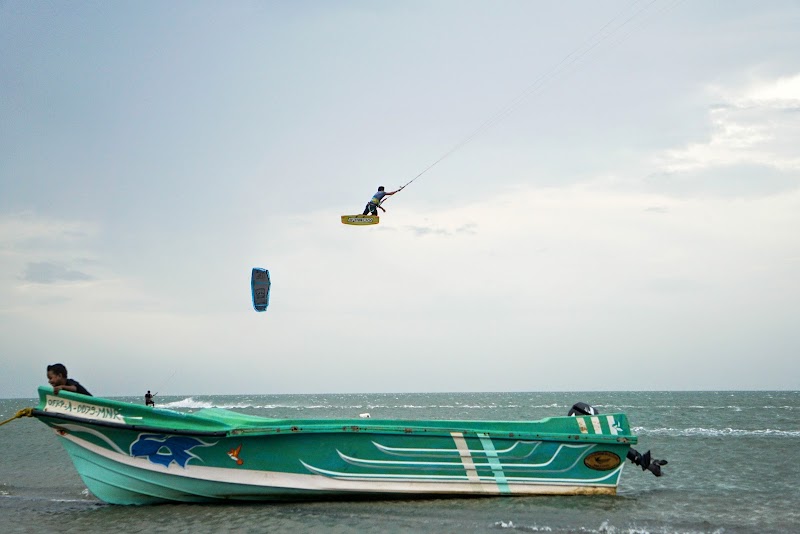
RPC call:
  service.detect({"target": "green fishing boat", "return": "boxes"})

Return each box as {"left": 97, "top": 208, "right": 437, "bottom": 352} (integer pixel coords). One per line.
{"left": 29, "top": 387, "right": 665, "bottom": 505}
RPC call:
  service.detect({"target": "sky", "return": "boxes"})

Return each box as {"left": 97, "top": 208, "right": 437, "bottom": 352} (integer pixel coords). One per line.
{"left": 1, "top": 1, "right": 799, "bottom": 398}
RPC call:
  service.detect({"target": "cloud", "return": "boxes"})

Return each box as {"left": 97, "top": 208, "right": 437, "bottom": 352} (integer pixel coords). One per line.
{"left": 740, "top": 73, "right": 800, "bottom": 105}
{"left": 0, "top": 212, "right": 97, "bottom": 250}
{"left": 646, "top": 163, "right": 799, "bottom": 198}
{"left": 455, "top": 223, "right": 478, "bottom": 235}
{"left": 0, "top": 212, "right": 100, "bottom": 288}
{"left": 22, "top": 261, "right": 93, "bottom": 284}
{"left": 650, "top": 73, "right": 800, "bottom": 196}
{"left": 644, "top": 206, "right": 669, "bottom": 213}
{"left": 404, "top": 225, "right": 456, "bottom": 237}
{"left": 0, "top": 212, "right": 141, "bottom": 312}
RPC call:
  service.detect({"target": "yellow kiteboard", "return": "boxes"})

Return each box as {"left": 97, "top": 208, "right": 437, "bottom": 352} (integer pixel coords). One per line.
{"left": 341, "top": 215, "right": 379, "bottom": 226}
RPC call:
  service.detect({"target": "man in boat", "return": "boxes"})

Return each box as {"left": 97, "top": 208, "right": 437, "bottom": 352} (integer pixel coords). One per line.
{"left": 47, "top": 363, "right": 92, "bottom": 396}
{"left": 362, "top": 185, "right": 402, "bottom": 216}
{"left": 145, "top": 390, "right": 156, "bottom": 407}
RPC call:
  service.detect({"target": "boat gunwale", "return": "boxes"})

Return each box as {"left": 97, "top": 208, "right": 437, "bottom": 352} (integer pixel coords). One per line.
{"left": 33, "top": 387, "right": 636, "bottom": 444}
{"left": 32, "top": 409, "right": 635, "bottom": 444}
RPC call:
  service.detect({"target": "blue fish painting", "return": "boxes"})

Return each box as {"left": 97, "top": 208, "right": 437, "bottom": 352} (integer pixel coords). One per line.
{"left": 130, "top": 434, "right": 215, "bottom": 468}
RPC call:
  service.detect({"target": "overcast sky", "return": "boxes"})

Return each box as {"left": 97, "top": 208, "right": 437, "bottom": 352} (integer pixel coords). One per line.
{"left": 2, "top": 1, "right": 798, "bottom": 398}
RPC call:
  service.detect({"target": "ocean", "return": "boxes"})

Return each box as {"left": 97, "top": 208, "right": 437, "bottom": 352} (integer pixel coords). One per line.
{"left": 1, "top": 391, "right": 797, "bottom": 533}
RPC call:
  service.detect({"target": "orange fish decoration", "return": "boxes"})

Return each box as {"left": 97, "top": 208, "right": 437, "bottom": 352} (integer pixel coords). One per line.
{"left": 227, "top": 444, "right": 244, "bottom": 465}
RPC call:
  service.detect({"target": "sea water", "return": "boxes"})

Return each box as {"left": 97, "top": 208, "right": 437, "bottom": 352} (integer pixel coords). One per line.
{"left": 1, "top": 391, "right": 797, "bottom": 533}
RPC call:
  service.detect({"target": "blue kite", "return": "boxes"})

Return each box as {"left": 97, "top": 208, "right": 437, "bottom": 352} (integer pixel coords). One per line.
{"left": 251, "top": 268, "right": 271, "bottom": 312}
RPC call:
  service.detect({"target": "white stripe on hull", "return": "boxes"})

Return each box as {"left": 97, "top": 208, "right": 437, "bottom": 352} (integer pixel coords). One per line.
{"left": 576, "top": 418, "right": 588, "bottom": 433}
{"left": 591, "top": 416, "right": 603, "bottom": 434}
{"left": 450, "top": 432, "right": 481, "bottom": 483}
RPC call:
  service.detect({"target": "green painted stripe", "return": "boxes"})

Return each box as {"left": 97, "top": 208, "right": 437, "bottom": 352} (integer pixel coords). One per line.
{"left": 478, "top": 433, "right": 510, "bottom": 494}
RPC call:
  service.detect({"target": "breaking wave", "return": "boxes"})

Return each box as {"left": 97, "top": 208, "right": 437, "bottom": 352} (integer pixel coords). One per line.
{"left": 493, "top": 519, "right": 726, "bottom": 533}
{"left": 633, "top": 426, "right": 800, "bottom": 438}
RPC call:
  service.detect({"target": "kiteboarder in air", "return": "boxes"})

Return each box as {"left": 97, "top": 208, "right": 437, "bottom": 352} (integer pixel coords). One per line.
{"left": 362, "top": 186, "right": 402, "bottom": 216}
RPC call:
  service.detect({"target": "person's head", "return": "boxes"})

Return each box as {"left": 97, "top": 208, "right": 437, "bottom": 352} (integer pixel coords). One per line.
{"left": 378, "top": 186, "right": 385, "bottom": 191}
{"left": 47, "top": 363, "right": 68, "bottom": 387}
{"left": 147, "top": 390, "right": 151, "bottom": 394}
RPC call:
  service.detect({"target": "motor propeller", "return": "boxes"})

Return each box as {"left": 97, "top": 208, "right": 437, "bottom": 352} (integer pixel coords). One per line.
{"left": 627, "top": 447, "right": 668, "bottom": 477}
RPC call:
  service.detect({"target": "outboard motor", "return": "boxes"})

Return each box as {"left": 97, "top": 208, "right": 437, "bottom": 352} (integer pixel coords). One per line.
{"left": 567, "top": 401, "right": 668, "bottom": 477}
{"left": 627, "top": 448, "right": 668, "bottom": 477}
{"left": 568, "top": 402, "right": 599, "bottom": 416}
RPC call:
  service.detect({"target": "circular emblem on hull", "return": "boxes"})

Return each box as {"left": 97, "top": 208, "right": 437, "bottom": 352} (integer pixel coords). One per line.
{"left": 584, "top": 451, "right": 621, "bottom": 470}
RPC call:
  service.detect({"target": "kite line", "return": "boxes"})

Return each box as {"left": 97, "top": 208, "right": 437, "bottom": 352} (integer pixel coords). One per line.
{"left": 384, "top": 0, "right": 680, "bottom": 202}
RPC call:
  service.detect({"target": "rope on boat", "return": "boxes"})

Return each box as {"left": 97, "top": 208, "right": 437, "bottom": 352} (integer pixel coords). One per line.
{"left": 0, "top": 407, "right": 33, "bottom": 427}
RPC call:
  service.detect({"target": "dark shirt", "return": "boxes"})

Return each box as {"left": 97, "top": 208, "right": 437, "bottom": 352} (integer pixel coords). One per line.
{"left": 66, "top": 378, "right": 92, "bottom": 396}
